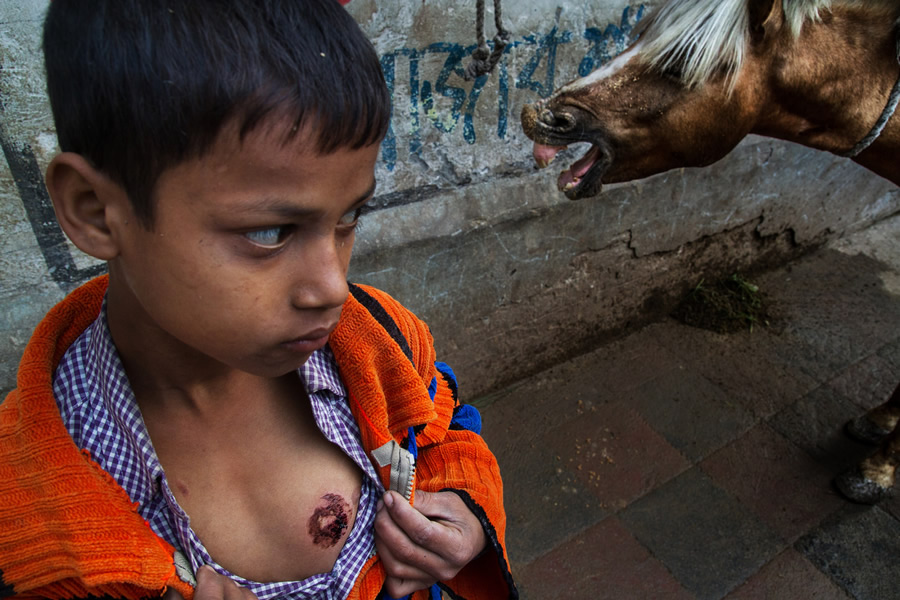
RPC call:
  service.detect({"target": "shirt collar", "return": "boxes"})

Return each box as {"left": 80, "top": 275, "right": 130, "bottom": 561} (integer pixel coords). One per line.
{"left": 299, "top": 344, "right": 347, "bottom": 398}
{"left": 87, "top": 298, "right": 165, "bottom": 491}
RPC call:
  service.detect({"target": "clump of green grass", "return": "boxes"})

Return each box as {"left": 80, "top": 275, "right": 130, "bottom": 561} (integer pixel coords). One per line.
{"left": 671, "top": 273, "right": 771, "bottom": 333}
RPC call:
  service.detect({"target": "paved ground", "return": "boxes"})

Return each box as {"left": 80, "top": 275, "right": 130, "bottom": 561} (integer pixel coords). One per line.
{"left": 478, "top": 213, "right": 900, "bottom": 600}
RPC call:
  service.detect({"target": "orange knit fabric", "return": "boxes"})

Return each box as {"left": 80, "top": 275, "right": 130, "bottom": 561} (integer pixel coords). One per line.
{"left": 0, "top": 275, "right": 193, "bottom": 600}
{"left": 335, "top": 285, "right": 515, "bottom": 599}
{"left": 0, "top": 278, "right": 515, "bottom": 599}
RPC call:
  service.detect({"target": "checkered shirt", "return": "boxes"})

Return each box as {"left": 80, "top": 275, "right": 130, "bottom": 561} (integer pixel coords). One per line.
{"left": 52, "top": 302, "right": 384, "bottom": 600}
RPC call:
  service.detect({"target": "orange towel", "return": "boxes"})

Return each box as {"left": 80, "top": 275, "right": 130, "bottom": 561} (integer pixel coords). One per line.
{"left": 0, "top": 277, "right": 515, "bottom": 599}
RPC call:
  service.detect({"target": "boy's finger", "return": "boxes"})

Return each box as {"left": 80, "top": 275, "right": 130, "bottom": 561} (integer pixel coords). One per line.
{"left": 384, "top": 490, "right": 482, "bottom": 567}
{"left": 374, "top": 529, "right": 435, "bottom": 581}
{"left": 410, "top": 489, "right": 462, "bottom": 522}
{"left": 375, "top": 500, "right": 442, "bottom": 570}
{"left": 379, "top": 492, "right": 472, "bottom": 580}
{"left": 382, "top": 491, "right": 445, "bottom": 548}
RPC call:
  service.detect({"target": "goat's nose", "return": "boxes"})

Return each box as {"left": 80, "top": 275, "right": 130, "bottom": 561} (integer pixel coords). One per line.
{"left": 521, "top": 102, "right": 540, "bottom": 134}
{"left": 539, "top": 108, "right": 576, "bottom": 132}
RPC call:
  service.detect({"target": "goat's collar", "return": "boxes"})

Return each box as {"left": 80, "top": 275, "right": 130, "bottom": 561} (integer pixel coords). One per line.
{"left": 840, "top": 27, "right": 900, "bottom": 158}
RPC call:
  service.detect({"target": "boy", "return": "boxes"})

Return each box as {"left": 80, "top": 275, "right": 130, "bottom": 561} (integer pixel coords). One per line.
{"left": 0, "top": 2, "right": 516, "bottom": 599}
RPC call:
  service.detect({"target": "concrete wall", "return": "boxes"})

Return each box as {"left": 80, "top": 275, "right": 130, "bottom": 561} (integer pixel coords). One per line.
{"left": 2, "top": 1, "right": 898, "bottom": 398}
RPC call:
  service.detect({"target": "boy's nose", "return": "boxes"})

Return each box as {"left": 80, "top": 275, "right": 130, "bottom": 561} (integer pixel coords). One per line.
{"left": 290, "top": 237, "right": 350, "bottom": 310}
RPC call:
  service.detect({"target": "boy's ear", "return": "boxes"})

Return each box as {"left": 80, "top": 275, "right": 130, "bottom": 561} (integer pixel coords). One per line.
{"left": 45, "top": 152, "right": 133, "bottom": 261}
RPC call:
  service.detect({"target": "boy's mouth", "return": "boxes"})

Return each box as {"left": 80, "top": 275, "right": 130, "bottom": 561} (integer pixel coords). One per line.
{"left": 281, "top": 325, "right": 336, "bottom": 354}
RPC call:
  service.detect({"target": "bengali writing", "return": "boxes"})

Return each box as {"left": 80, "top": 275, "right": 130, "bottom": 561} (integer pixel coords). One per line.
{"left": 378, "top": 5, "right": 644, "bottom": 169}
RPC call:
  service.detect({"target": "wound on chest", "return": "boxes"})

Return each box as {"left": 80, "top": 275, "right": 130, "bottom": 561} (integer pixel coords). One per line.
{"left": 308, "top": 493, "right": 351, "bottom": 548}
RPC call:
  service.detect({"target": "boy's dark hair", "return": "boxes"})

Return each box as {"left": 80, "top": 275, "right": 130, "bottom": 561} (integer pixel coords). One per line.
{"left": 43, "top": 0, "right": 391, "bottom": 228}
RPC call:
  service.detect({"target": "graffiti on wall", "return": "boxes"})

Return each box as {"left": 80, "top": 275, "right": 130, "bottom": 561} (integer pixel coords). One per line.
{"left": 379, "top": 5, "right": 644, "bottom": 170}
{"left": 3, "top": 5, "right": 644, "bottom": 291}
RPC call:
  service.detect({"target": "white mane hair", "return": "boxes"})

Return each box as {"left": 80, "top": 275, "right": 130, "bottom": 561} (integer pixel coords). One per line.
{"left": 635, "top": 0, "right": 896, "bottom": 91}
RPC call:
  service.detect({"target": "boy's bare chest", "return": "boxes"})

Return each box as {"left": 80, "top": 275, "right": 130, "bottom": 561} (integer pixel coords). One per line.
{"left": 141, "top": 384, "right": 366, "bottom": 583}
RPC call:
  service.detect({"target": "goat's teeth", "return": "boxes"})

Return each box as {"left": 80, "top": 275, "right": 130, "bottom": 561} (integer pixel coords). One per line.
{"left": 562, "top": 176, "right": 582, "bottom": 192}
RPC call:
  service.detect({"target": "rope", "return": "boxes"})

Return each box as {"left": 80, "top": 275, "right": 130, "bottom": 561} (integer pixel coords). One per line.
{"left": 463, "top": 0, "right": 510, "bottom": 80}
{"left": 840, "top": 29, "right": 900, "bottom": 158}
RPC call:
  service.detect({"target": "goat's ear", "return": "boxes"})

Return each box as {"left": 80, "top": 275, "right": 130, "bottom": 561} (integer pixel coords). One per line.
{"left": 748, "top": 0, "right": 782, "bottom": 40}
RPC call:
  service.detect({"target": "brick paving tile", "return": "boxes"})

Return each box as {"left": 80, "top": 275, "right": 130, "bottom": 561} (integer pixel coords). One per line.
{"left": 766, "top": 333, "right": 856, "bottom": 389}
{"left": 649, "top": 321, "right": 819, "bottom": 420}
{"left": 877, "top": 337, "right": 900, "bottom": 370}
{"left": 479, "top": 327, "right": 685, "bottom": 457}
{"left": 758, "top": 251, "right": 900, "bottom": 339}
{"left": 827, "top": 352, "right": 900, "bottom": 412}
{"left": 691, "top": 344, "right": 818, "bottom": 420}
{"left": 768, "top": 386, "right": 873, "bottom": 472}
{"left": 583, "top": 326, "right": 696, "bottom": 394}
{"left": 700, "top": 422, "right": 846, "bottom": 543}
{"left": 620, "top": 469, "right": 782, "bottom": 600}
{"left": 759, "top": 251, "right": 900, "bottom": 382}
{"left": 517, "top": 517, "right": 693, "bottom": 600}
{"left": 796, "top": 505, "right": 900, "bottom": 600}
{"left": 723, "top": 548, "right": 852, "bottom": 599}
{"left": 495, "top": 438, "right": 611, "bottom": 567}
{"left": 542, "top": 401, "right": 690, "bottom": 511}
{"left": 643, "top": 320, "right": 721, "bottom": 367}
{"left": 493, "top": 400, "right": 690, "bottom": 567}
{"left": 480, "top": 367, "right": 608, "bottom": 457}
{"left": 626, "top": 368, "right": 755, "bottom": 462}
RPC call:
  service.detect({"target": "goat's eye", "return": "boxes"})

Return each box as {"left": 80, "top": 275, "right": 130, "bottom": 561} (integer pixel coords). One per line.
{"left": 660, "top": 61, "right": 684, "bottom": 80}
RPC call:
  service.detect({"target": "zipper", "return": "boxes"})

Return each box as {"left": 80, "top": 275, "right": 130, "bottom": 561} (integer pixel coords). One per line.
{"left": 371, "top": 439, "right": 416, "bottom": 502}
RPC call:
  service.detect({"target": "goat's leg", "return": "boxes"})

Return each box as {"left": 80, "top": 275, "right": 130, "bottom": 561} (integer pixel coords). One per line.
{"left": 846, "top": 382, "right": 900, "bottom": 444}
{"left": 836, "top": 386, "right": 900, "bottom": 504}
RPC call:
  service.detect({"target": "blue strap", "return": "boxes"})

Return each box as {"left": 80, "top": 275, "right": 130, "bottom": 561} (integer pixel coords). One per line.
{"left": 427, "top": 376, "right": 437, "bottom": 402}
{"left": 407, "top": 425, "right": 418, "bottom": 459}
{"left": 449, "top": 403, "right": 482, "bottom": 435}
{"left": 434, "top": 362, "right": 458, "bottom": 395}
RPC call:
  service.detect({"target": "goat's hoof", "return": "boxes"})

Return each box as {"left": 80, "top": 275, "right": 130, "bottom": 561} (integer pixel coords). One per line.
{"left": 845, "top": 416, "right": 892, "bottom": 445}
{"left": 834, "top": 467, "right": 892, "bottom": 504}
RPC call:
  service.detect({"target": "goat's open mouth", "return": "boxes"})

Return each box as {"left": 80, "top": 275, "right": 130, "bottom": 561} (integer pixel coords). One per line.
{"left": 532, "top": 142, "right": 609, "bottom": 199}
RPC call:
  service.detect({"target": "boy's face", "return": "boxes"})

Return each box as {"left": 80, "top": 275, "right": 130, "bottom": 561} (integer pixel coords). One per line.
{"left": 107, "top": 121, "right": 380, "bottom": 378}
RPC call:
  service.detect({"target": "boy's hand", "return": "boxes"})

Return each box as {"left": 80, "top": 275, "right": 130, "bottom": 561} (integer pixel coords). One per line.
{"left": 374, "top": 490, "right": 487, "bottom": 597}
{"left": 164, "top": 566, "right": 258, "bottom": 600}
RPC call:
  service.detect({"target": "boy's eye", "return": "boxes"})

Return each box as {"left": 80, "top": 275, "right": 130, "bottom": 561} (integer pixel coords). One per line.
{"left": 244, "top": 225, "right": 292, "bottom": 247}
{"left": 338, "top": 206, "right": 364, "bottom": 227}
